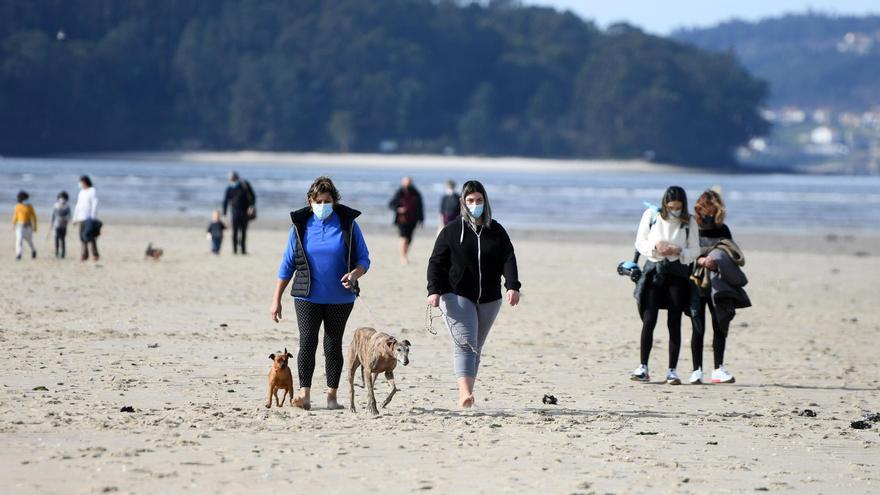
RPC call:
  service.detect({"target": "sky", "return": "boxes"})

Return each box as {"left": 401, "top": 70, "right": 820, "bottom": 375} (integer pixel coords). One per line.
{"left": 528, "top": 0, "right": 880, "bottom": 34}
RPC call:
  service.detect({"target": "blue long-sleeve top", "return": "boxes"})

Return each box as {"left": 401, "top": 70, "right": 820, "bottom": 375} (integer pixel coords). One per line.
{"left": 278, "top": 212, "right": 370, "bottom": 304}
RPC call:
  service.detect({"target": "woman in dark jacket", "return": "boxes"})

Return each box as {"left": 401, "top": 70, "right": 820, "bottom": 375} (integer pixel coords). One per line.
{"left": 270, "top": 176, "right": 370, "bottom": 410}
{"left": 689, "top": 189, "right": 743, "bottom": 384}
{"left": 427, "top": 180, "right": 521, "bottom": 408}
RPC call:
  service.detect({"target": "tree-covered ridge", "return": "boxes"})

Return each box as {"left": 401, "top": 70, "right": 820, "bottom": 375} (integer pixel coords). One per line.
{"left": 674, "top": 13, "right": 880, "bottom": 110}
{"left": 0, "top": 0, "right": 768, "bottom": 166}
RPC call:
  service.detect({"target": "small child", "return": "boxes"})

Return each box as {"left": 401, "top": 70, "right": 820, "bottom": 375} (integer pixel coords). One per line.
{"left": 51, "top": 191, "right": 71, "bottom": 259}
{"left": 12, "top": 190, "right": 38, "bottom": 260}
{"left": 206, "top": 210, "right": 226, "bottom": 255}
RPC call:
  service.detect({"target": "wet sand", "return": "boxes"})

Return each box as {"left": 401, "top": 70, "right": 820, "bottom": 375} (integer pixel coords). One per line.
{"left": 1, "top": 223, "right": 878, "bottom": 494}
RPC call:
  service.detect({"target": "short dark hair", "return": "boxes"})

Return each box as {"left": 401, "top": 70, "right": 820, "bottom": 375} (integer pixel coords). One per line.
{"left": 58, "top": 190, "right": 69, "bottom": 201}
{"left": 17, "top": 190, "right": 29, "bottom": 202}
{"left": 659, "top": 186, "right": 690, "bottom": 222}
{"left": 79, "top": 175, "right": 93, "bottom": 187}
{"left": 306, "top": 176, "right": 341, "bottom": 204}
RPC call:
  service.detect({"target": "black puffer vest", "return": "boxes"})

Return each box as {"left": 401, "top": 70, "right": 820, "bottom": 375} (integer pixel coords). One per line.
{"left": 289, "top": 204, "right": 362, "bottom": 297}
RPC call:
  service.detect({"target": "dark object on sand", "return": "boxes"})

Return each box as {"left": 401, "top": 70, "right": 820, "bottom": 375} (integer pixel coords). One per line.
{"left": 120, "top": 406, "right": 135, "bottom": 413}
{"left": 32, "top": 386, "right": 49, "bottom": 391}
{"left": 542, "top": 394, "right": 558, "bottom": 405}
{"left": 799, "top": 409, "right": 817, "bottom": 417}
{"left": 145, "top": 243, "right": 163, "bottom": 260}
{"left": 862, "top": 412, "right": 880, "bottom": 422}
{"left": 850, "top": 420, "right": 872, "bottom": 430}
{"left": 147, "top": 343, "right": 159, "bottom": 348}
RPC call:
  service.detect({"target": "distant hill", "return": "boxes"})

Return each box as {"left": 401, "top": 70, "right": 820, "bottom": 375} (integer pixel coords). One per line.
{"left": 0, "top": 0, "right": 768, "bottom": 166}
{"left": 674, "top": 13, "right": 880, "bottom": 110}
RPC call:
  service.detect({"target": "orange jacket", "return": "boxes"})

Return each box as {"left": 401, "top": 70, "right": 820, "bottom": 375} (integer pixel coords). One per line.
{"left": 12, "top": 203, "right": 37, "bottom": 231}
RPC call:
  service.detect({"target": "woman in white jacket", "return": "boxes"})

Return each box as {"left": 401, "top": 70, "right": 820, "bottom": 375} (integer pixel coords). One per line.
{"left": 72, "top": 175, "right": 99, "bottom": 261}
{"left": 631, "top": 186, "right": 699, "bottom": 384}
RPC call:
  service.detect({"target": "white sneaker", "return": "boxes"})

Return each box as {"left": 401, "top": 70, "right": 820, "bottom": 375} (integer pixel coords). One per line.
{"left": 689, "top": 368, "right": 703, "bottom": 384}
{"left": 630, "top": 364, "right": 650, "bottom": 382}
{"left": 711, "top": 366, "right": 735, "bottom": 383}
{"left": 666, "top": 369, "right": 681, "bottom": 385}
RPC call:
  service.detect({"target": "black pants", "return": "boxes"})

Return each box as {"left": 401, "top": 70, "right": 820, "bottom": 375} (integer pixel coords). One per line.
{"left": 211, "top": 236, "right": 222, "bottom": 254}
{"left": 54, "top": 226, "right": 67, "bottom": 258}
{"left": 293, "top": 299, "right": 354, "bottom": 389}
{"left": 691, "top": 296, "right": 735, "bottom": 370}
{"left": 640, "top": 274, "right": 689, "bottom": 369}
{"left": 79, "top": 224, "right": 99, "bottom": 260}
{"left": 231, "top": 212, "right": 248, "bottom": 254}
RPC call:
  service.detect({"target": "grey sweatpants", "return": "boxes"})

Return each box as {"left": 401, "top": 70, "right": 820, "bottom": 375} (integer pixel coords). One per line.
{"left": 439, "top": 294, "right": 503, "bottom": 378}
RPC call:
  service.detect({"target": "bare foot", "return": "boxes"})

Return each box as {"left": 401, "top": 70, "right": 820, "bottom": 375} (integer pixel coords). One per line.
{"left": 292, "top": 395, "right": 311, "bottom": 410}
{"left": 327, "top": 396, "right": 344, "bottom": 410}
{"left": 459, "top": 394, "right": 474, "bottom": 409}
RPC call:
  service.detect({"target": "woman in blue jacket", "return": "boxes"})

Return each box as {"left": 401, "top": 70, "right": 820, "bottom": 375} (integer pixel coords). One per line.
{"left": 270, "top": 176, "right": 370, "bottom": 410}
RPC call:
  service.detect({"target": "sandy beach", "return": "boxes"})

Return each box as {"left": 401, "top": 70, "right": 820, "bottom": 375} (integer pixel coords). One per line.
{"left": 2, "top": 222, "right": 879, "bottom": 494}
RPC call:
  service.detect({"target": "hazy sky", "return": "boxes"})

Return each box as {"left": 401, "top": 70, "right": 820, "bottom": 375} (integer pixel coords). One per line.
{"left": 528, "top": 1, "right": 880, "bottom": 34}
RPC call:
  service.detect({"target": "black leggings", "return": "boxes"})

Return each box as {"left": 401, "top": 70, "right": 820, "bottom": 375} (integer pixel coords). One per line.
{"left": 691, "top": 296, "right": 734, "bottom": 370}
{"left": 293, "top": 299, "right": 354, "bottom": 389}
{"left": 231, "top": 213, "right": 248, "bottom": 254}
{"left": 55, "top": 226, "right": 67, "bottom": 258}
{"left": 640, "top": 275, "right": 689, "bottom": 369}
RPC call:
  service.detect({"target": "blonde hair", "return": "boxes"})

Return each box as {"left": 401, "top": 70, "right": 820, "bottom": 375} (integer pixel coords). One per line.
{"left": 694, "top": 189, "right": 726, "bottom": 227}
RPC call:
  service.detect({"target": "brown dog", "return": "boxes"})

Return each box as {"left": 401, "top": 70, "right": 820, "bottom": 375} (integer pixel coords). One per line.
{"left": 144, "top": 243, "right": 163, "bottom": 260}
{"left": 266, "top": 348, "right": 294, "bottom": 408}
{"left": 347, "top": 327, "right": 410, "bottom": 415}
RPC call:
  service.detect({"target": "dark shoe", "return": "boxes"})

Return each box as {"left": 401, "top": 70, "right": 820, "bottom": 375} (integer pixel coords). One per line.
{"left": 32, "top": 251, "right": 37, "bottom": 259}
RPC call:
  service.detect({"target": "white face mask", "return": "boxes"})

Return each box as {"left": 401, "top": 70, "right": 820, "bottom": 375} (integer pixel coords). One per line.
{"left": 668, "top": 209, "right": 682, "bottom": 218}
{"left": 467, "top": 203, "right": 484, "bottom": 218}
{"left": 312, "top": 202, "right": 333, "bottom": 220}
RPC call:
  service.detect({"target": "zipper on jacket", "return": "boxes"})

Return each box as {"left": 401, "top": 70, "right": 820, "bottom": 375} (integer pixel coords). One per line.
{"left": 293, "top": 225, "right": 311, "bottom": 295}
{"left": 476, "top": 225, "right": 483, "bottom": 302}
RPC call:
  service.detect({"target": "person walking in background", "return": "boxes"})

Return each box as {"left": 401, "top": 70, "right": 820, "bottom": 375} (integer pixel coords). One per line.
{"left": 388, "top": 176, "right": 423, "bottom": 265}
{"left": 12, "top": 190, "right": 38, "bottom": 260}
{"left": 689, "top": 189, "right": 750, "bottom": 384}
{"left": 206, "top": 210, "right": 226, "bottom": 255}
{"left": 427, "top": 180, "right": 521, "bottom": 408}
{"left": 270, "top": 176, "right": 370, "bottom": 410}
{"left": 437, "top": 179, "right": 459, "bottom": 234}
{"left": 73, "top": 175, "right": 100, "bottom": 262}
{"left": 51, "top": 191, "right": 71, "bottom": 259}
{"left": 222, "top": 171, "right": 256, "bottom": 255}
{"left": 631, "top": 186, "right": 699, "bottom": 385}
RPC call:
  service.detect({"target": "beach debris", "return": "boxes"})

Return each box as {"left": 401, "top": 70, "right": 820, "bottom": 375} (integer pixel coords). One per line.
{"left": 219, "top": 323, "right": 228, "bottom": 328}
{"left": 636, "top": 431, "right": 658, "bottom": 436}
{"left": 706, "top": 441, "right": 718, "bottom": 445}
{"left": 850, "top": 412, "right": 880, "bottom": 429}
{"left": 119, "top": 406, "right": 135, "bottom": 413}
{"left": 799, "top": 409, "right": 817, "bottom": 417}
{"left": 32, "top": 386, "right": 48, "bottom": 391}
{"left": 147, "top": 343, "right": 159, "bottom": 348}
{"left": 542, "top": 394, "right": 557, "bottom": 405}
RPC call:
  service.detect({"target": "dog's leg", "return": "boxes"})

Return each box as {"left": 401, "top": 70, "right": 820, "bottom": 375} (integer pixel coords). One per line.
{"left": 287, "top": 385, "right": 295, "bottom": 407}
{"left": 266, "top": 383, "right": 274, "bottom": 409}
{"left": 348, "top": 354, "right": 359, "bottom": 413}
{"left": 274, "top": 387, "right": 281, "bottom": 407}
{"left": 278, "top": 387, "right": 288, "bottom": 407}
{"left": 381, "top": 370, "right": 398, "bottom": 408}
{"left": 365, "top": 366, "right": 379, "bottom": 415}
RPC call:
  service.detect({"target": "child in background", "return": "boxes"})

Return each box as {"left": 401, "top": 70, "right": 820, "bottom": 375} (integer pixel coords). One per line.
{"left": 12, "top": 190, "right": 38, "bottom": 260}
{"left": 51, "top": 191, "right": 71, "bottom": 259}
{"left": 206, "top": 210, "right": 226, "bottom": 255}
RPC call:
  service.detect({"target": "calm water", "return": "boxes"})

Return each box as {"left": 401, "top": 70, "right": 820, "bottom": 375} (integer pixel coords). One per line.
{"left": 2, "top": 157, "right": 879, "bottom": 233}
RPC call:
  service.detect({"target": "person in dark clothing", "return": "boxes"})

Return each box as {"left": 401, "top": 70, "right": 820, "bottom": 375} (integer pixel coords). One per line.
{"left": 689, "top": 189, "right": 738, "bottom": 384}
{"left": 427, "top": 180, "right": 521, "bottom": 408}
{"left": 206, "top": 210, "right": 226, "bottom": 255}
{"left": 438, "top": 179, "right": 460, "bottom": 231}
{"left": 270, "top": 176, "right": 370, "bottom": 411}
{"left": 51, "top": 191, "right": 71, "bottom": 259}
{"left": 222, "top": 171, "right": 256, "bottom": 255}
{"left": 388, "top": 176, "right": 424, "bottom": 265}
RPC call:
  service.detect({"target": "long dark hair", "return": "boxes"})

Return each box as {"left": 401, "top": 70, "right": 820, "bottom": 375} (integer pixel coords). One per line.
{"left": 659, "top": 186, "right": 690, "bottom": 223}
{"left": 79, "top": 175, "right": 93, "bottom": 188}
{"left": 460, "top": 180, "right": 492, "bottom": 227}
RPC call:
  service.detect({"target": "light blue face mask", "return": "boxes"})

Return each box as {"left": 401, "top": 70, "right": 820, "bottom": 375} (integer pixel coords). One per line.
{"left": 467, "top": 203, "right": 484, "bottom": 218}
{"left": 312, "top": 202, "right": 333, "bottom": 220}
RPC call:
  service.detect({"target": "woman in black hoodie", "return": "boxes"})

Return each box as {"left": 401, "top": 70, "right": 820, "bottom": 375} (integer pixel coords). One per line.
{"left": 427, "top": 180, "right": 521, "bottom": 408}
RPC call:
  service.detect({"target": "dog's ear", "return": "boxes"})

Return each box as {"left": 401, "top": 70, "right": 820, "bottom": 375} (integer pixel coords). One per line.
{"left": 386, "top": 340, "right": 396, "bottom": 350}
{"left": 283, "top": 347, "right": 288, "bottom": 355}
{"left": 269, "top": 353, "right": 276, "bottom": 360}
{"left": 286, "top": 352, "right": 293, "bottom": 358}
{"left": 402, "top": 339, "right": 411, "bottom": 347}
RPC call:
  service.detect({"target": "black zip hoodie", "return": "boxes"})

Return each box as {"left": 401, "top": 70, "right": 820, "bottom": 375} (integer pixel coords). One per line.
{"left": 427, "top": 216, "right": 521, "bottom": 304}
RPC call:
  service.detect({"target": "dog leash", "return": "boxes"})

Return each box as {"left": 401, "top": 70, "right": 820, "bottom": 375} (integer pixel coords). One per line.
{"left": 425, "top": 304, "right": 478, "bottom": 355}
